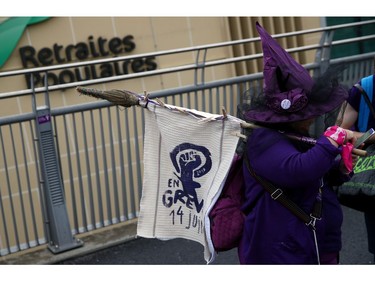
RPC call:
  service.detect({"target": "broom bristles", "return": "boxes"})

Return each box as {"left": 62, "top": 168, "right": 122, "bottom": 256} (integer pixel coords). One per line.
{"left": 76, "top": 86, "right": 140, "bottom": 107}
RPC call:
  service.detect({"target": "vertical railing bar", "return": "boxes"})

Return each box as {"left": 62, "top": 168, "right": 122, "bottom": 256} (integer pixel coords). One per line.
{"left": 358, "top": 61, "right": 364, "bottom": 79}
{"left": 232, "top": 84, "right": 238, "bottom": 116}
{"left": 194, "top": 90, "right": 198, "bottom": 111}
{"left": 0, "top": 126, "right": 20, "bottom": 251}
{"left": 140, "top": 104, "right": 146, "bottom": 141}
{"left": 178, "top": 93, "right": 183, "bottom": 108}
{"left": 362, "top": 61, "right": 367, "bottom": 77}
{"left": 201, "top": 48, "right": 208, "bottom": 85}
{"left": 342, "top": 67, "right": 350, "bottom": 85}
{"left": 30, "top": 119, "right": 49, "bottom": 243}
{"left": 209, "top": 87, "right": 213, "bottom": 113}
{"left": 353, "top": 63, "right": 357, "bottom": 83}
{"left": 175, "top": 94, "right": 178, "bottom": 106}
{"left": 180, "top": 92, "right": 183, "bottom": 107}
{"left": 89, "top": 109, "right": 104, "bottom": 227}
{"left": 235, "top": 84, "right": 244, "bottom": 112}
{"left": 365, "top": 60, "right": 370, "bottom": 76}
{"left": 115, "top": 108, "right": 128, "bottom": 221}
{"left": 239, "top": 84, "right": 247, "bottom": 115}
{"left": 125, "top": 108, "right": 136, "bottom": 217}
{"left": 107, "top": 107, "right": 120, "bottom": 222}
{"left": 359, "top": 61, "right": 364, "bottom": 79}
{"left": 180, "top": 93, "right": 185, "bottom": 107}
{"left": 226, "top": 85, "right": 231, "bottom": 115}
{"left": 347, "top": 64, "right": 353, "bottom": 86}
{"left": 0, "top": 187, "right": 11, "bottom": 255}
{"left": 229, "top": 84, "right": 234, "bottom": 115}
{"left": 214, "top": 87, "right": 217, "bottom": 113}
{"left": 232, "top": 84, "right": 237, "bottom": 116}
{"left": 62, "top": 115, "right": 79, "bottom": 231}
{"left": 201, "top": 89, "right": 206, "bottom": 112}
{"left": 224, "top": 85, "right": 228, "bottom": 114}
{"left": 187, "top": 91, "right": 191, "bottom": 109}
{"left": 80, "top": 111, "right": 96, "bottom": 230}
{"left": 362, "top": 61, "right": 367, "bottom": 78}
{"left": 132, "top": 105, "right": 143, "bottom": 217}
{"left": 0, "top": 127, "right": 11, "bottom": 254}
{"left": 208, "top": 88, "right": 213, "bottom": 113}
{"left": 72, "top": 112, "right": 87, "bottom": 231}
{"left": 139, "top": 105, "right": 146, "bottom": 208}
{"left": 364, "top": 61, "right": 370, "bottom": 76}
{"left": 9, "top": 124, "right": 30, "bottom": 248}
{"left": 221, "top": 86, "right": 226, "bottom": 114}
{"left": 347, "top": 64, "right": 352, "bottom": 85}
{"left": 215, "top": 87, "right": 220, "bottom": 115}
{"left": 98, "top": 108, "right": 112, "bottom": 225}
{"left": 194, "top": 49, "right": 200, "bottom": 86}
{"left": 350, "top": 63, "right": 355, "bottom": 85}
{"left": 220, "top": 87, "right": 224, "bottom": 114}
{"left": 19, "top": 122, "right": 40, "bottom": 245}
{"left": 353, "top": 63, "right": 360, "bottom": 82}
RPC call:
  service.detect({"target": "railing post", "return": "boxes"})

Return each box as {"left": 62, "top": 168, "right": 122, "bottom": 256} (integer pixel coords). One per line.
{"left": 194, "top": 48, "right": 208, "bottom": 86}
{"left": 314, "top": 30, "right": 334, "bottom": 77}
{"left": 32, "top": 73, "right": 83, "bottom": 254}
{"left": 311, "top": 30, "right": 335, "bottom": 138}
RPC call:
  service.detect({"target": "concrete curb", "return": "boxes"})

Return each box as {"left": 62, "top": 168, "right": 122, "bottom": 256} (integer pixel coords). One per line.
{"left": 0, "top": 219, "right": 138, "bottom": 265}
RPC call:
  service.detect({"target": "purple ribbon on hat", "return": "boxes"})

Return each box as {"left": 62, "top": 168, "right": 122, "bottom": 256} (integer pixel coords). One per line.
{"left": 266, "top": 88, "right": 309, "bottom": 113}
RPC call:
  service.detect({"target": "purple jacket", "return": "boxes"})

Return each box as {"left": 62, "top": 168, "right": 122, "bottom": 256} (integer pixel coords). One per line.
{"left": 238, "top": 128, "right": 350, "bottom": 264}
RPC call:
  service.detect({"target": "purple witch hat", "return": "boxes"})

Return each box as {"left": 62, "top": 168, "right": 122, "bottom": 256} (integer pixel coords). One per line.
{"left": 243, "top": 22, "right": 347, "bottom": 124}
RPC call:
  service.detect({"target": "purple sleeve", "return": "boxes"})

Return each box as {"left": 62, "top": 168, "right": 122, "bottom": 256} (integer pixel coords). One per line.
{"left": 249, "top": 129, "right": 341, "bottom": 189}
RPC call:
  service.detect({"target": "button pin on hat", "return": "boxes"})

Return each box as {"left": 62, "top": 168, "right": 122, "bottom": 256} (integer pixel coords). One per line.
{"left": 280, "top": 99, "right": 291, "bottom": 110}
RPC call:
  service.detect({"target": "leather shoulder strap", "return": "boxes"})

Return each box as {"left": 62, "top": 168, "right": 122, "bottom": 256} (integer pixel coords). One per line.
{"left": 243, "top": 152, "right": 315, "bottom": 227}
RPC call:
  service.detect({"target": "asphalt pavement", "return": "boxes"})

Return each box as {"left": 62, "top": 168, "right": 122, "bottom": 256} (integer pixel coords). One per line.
{"left": 57, "top": 206, "right": 374, "bottom": 265}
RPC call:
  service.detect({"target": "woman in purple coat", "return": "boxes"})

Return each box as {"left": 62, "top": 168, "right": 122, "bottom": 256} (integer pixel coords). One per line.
{"left": 237, "top": 22, "right": 357, "bottom": 264}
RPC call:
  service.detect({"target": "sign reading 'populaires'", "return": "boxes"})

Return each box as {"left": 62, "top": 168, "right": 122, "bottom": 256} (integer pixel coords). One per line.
{"left": 137, "top": 103, "right": 242, "bottom": 263}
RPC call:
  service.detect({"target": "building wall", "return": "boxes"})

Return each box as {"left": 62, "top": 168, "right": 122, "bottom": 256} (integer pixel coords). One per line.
{"left": 0, "top": 17, "right": 235, "bottom": 112}
{"left": 0, "top": 16, "right": 321, "bottom": 112}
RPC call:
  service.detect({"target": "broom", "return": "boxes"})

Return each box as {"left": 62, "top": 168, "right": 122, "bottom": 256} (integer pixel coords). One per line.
{"left": 76, "top": 86, "right": 140, "bottom": 108}
{"left": 75, "top": 86, "right": 366, "bottom": 157}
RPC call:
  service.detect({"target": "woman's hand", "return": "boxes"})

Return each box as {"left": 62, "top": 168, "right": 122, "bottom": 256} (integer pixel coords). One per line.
{"left": 324, "top": 126, "right": 356, "bottom": 173}
{"left": 324, "top": 126, "right": 349, "bottom": 147}
{"left": 343, "top": 129, "right": 357, "bottom": 145}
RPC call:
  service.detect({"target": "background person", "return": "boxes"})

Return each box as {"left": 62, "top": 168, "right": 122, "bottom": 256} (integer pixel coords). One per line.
{"left": 338, "top": 73, "right": 375, "bottom": 263}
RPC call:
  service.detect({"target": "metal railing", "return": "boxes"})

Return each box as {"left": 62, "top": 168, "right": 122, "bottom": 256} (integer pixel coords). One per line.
{"left": 0, "top": 20, "right": 374, "bottom": 257}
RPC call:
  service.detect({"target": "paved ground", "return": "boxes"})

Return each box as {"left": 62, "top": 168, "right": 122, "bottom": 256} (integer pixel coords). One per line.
{"left": 57, "top": 206, "right": 374, "bottom": 265}
{"left": 1, "top": 205, "right": 373, "bottom": 267}
{"left": 4, "top": 203, "right": 374, "bottom": 281}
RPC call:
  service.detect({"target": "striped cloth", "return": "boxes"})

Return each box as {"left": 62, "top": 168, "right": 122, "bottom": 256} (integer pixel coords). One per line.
{"left": 136, "top": 102, "right": 242, "bottom": 263}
